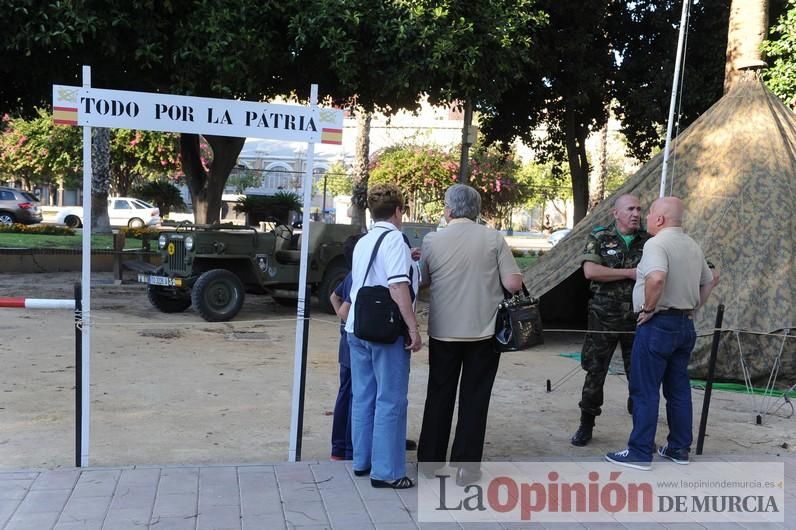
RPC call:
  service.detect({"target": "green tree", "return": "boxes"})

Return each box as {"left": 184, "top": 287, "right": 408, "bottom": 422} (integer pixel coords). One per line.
{"left": 370, "top": 145, "right": 454, "bottom": 221}
{"left": 288, "top": 0, "right": 546, "bottom": 224}
{"left": 313, "top": 161, "right": 352, "bottom": 198}
{"left": 0, "top": 108, "right": 82, "bottom": 202}
{"left": 477, "top": 0, "right": 617, "bottom": 224}
{"left": 467, "top": 143, "right": 527, "bottom": 228}
{"left": 110, "top": 130, "right": 181, "bottom": 196}
{"left": 0, "top": 0, "right": 293, "bottom": 224}
{"left": 610, "top": 0, "right": 733, "bottom": 160}
{"left": 134, "top": 179, "right": 186, "bottom": 217}
{"left": 762, "top": 0, "right": 796, "bottom": 108}
{"left": 370, "top": 142, "right": 528, "bottom": 227}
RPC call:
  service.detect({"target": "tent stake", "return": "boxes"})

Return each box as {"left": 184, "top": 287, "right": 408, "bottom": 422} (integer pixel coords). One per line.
{"left": 696, "top": 304, "right": 724, "bottom": 455}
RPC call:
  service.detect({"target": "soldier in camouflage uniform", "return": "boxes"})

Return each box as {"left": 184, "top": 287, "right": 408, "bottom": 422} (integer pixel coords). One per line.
{"left": 571, "top": 194, "right": 650, "bottom": 447}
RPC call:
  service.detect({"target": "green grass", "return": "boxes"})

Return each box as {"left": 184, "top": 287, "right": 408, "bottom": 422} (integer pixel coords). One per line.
{"left": 515, "top": 255, "right": 538, "bottom": 269}
{"left": 0, "top": 232, "right": 146, "bottom": 250}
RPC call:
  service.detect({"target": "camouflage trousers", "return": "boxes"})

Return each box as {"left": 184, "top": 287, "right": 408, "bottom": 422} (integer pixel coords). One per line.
{"left": 578, "top": 300, "right": 636, "bottom": 417}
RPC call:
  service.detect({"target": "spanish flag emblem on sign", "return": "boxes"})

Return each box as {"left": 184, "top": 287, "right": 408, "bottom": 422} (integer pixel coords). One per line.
{"left": 53, "top": 106, "right": 78, "bottom": 126}
{"left": 52, "top": 85, "right": 80, "bottom": 126}
{"left": 321, "top": 128, "right": 343, "bottom": 145}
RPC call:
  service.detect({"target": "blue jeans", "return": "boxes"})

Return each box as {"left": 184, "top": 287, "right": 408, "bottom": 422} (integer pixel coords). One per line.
{"left": 627, "top": 313, "right": 696, "bottom": 461}
{"left": 347, "top": 333, "right": 410, "bottom": 481}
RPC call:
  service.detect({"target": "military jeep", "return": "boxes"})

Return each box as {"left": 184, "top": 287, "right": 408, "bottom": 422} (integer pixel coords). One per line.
{"left": 137, "top": 221, "right": 361, "bottom": 322}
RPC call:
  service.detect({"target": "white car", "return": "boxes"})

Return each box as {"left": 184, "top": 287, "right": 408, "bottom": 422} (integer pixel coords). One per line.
{"left": 548, "top": 228, "right": 572, "bottom": 246}
{"left": 54, "top": 197, "right": 161, "bottom": 228}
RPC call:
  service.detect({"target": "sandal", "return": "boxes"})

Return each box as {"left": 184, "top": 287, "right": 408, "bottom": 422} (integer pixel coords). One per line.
{"left": 353, "top": 467, "right": 371, "bottom": 477}
{"left": 371, "top": 477, "right": 414, "bottom": 489}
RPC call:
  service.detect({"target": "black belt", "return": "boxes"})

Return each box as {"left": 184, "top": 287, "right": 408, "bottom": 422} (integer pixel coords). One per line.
{"left": 657, "top": 308, "right": 694, "bottom": 316}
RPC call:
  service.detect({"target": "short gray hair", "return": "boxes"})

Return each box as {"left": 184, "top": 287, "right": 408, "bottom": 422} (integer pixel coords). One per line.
{"left": 444, "top": 184, "right": 481, "bottom": 221}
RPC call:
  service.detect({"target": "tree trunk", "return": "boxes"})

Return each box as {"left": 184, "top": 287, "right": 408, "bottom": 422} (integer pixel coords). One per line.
{"left": 91, "top": 128, "right": 112, "bottom": 234}
{"left": 350, "top": 110, "right": 371, "bottom": 230}
{"left": 181, "top": 134, "right": 245, "bottom": 224}
{"left": 564, "top": 107, "right": 590, "bottom": 224}
{"left": 724, "top": 0, "right": 769, "bottom": 93}
{"left": 589, "top": 121, "right": 608, "bottom": 212}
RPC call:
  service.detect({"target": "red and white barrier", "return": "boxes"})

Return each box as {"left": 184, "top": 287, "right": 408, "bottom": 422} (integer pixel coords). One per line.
{"left": 0, "top": 297, "right": 75, "bottom": 310}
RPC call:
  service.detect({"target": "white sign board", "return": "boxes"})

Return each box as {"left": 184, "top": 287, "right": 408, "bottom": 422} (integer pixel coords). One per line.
{"left": 53, "top": 85, "right": 343, "bottom": 144}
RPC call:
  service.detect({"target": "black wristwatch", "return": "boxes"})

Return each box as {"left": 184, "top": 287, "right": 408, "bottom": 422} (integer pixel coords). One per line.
{"left": 640, "top": 304, "right": 655, "bottom": 314}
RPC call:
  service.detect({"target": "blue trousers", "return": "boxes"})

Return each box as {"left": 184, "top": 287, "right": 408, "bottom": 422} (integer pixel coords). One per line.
{"left": 627, "top": 313, "right": 696, "bottom": 461}
{"left": 347, "top": 333, "right": 410, "bottom": 481}
{"left": 331, "top": 363, "right": 353, "bottom": 459}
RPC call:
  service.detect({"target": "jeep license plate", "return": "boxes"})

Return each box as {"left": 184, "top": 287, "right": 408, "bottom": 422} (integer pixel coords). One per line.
{"left": 138, "top": 274, "right": 182, "bottom": 287}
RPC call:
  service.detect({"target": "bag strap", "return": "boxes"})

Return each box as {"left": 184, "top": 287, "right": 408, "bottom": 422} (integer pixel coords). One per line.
{"left": 502, "top": 282, "right": 530, "bottom": 300}
{"left": 359, "top": 228, "right": 393, "bottom": 290}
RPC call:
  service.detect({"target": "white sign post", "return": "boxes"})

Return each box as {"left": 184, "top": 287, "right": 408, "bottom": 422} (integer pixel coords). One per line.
{"left": 80, "top": 66, "right": 93, "bottom": 468}
{"left": 54, "top": 70, "right": 343, "bottom": 465}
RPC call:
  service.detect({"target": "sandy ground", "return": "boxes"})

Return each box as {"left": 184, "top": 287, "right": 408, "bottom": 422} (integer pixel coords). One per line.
{"left": 0, "top": 272, "right": 793, "bottom": 469}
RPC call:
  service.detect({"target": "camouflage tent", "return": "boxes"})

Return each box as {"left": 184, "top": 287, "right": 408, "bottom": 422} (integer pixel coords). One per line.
{"left": 525, "top": 76, "right": 795, "bottom": 385}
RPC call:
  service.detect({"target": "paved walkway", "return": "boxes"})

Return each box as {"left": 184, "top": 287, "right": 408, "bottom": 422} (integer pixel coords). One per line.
{"left": 1, "top": 458, "right": 794, "bottom": 530}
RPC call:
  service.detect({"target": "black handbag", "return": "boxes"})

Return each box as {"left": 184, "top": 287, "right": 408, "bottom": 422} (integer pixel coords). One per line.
{"left": 353, "top": 229, "right": 406, "bottom": 344}
{"left": 494, "top": 283, "right": 544, "bottom": 352}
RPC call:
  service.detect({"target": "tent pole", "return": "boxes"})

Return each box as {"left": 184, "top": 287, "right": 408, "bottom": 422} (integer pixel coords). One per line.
{"left": 660, "top": 0, "right": 691, "bottom": 198}
{"left": 696, "top": 304, "right": 724, "bottom": 456}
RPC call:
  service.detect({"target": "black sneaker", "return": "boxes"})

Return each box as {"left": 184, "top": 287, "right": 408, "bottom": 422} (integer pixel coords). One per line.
{"left": 658, "top": 444, "right": 689, "bottom": 465}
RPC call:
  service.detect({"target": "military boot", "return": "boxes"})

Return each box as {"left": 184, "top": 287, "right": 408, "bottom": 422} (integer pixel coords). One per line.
{"left": 570, "top": 412, "right": 595, "bottom": 447}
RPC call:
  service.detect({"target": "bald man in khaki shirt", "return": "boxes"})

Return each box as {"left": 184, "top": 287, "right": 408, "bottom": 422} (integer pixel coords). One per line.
{"left": 606, "top": 197, "right": 719, "bottom": 471}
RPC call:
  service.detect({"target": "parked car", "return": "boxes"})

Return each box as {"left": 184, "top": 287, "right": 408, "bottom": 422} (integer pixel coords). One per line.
{"left": 54, "top": 197, "right": 161, "bottom": 228}
{"left": 0, "top": 186, "right": 42, "bottom": 225}
{"left": 548, "top": 228, "right": 572, "bottom": 246}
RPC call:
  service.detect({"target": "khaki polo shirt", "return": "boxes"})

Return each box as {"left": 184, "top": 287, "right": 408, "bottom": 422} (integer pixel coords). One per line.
{"left": 632, "top": 227, "right": 713, "bottom": 312}
{"left": 420, "top": 219, "right": 521, "bottom": 340}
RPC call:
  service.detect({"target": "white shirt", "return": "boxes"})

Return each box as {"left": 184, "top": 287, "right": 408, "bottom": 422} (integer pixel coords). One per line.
{"left": 344, "top": 221, "right": 413, "bottom": 334}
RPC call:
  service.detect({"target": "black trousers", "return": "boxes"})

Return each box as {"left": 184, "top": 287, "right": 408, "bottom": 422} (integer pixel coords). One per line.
{"left": 417, "top": 338, "right": 501, "bottom": 464}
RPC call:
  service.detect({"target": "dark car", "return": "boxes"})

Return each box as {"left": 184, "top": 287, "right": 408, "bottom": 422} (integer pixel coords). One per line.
{"left": 0, "top": 186, "right": 43, "bottom": 225}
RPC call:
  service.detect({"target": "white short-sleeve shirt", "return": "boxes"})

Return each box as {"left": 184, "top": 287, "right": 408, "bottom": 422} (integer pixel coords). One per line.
{"left": 344, "top": 221, "right": 412, "bottom": 334}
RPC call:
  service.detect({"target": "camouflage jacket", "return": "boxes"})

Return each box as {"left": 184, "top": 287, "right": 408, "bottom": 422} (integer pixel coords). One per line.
{"left": 581, "top": 222, "right": 650, "bottom": 306}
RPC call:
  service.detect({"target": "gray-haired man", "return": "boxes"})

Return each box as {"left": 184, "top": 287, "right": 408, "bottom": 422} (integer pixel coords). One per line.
{"left": 417, "top": 184, "right": 522, "bottom": 486}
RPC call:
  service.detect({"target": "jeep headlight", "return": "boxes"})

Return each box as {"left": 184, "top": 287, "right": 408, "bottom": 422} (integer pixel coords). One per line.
{"left": 185, "top": 236, "right": 194, "bottom": 251}
{"left": 158, "top": 235, "right": 167, "bottom": 249}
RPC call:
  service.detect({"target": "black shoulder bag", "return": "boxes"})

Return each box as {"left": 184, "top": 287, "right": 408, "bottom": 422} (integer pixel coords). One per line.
{"left": 494, "top": 283, "right": 544, "bottom": 352}
{"left": 353, "top": 230, "right": 406, "bottom": 344}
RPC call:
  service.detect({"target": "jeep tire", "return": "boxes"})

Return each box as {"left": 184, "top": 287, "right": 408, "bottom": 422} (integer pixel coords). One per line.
{"left": 147, "top": 285, "right": 192, "bottom": 313}
{"left": 191, "top": 269, "right": 245, "bottom": 322}
{"left": 318, "top": 261, "right": 349, "bottom": 315}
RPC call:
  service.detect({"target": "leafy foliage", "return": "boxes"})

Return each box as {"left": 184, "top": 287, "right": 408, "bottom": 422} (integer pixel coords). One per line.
{"left": 234, "top": 192, "right": 302, "bottom": 224}
{"left": 370, "top": 145, "right": 455, "bottom": 222}
{"left": 226, "top": 167, "right": 264, "bottom": 194}
{"left": 110, "top": 130, "right": 181, "bottom": 196}
{"left": 0, "top": 223, "right": 75, "bottom": 235}
{"left": 0, "top": 108, "right": 82, "bottom": 191}
{"left": 313, "top": 161, "right": 352, "bottom": 198}
{"left": 478, "top": 0, "right": 618, "bottom": 223}
{"left": 0, "top": 109, "right": 181, "bottom": 202}
{"left": 133, "top": 179, "right": 186, "bottom": 217}
{"left": 611, "top": 0, "right": 731, "bottom": 161}
{"left": 467, "top": 143, "right": 526, "bottom": 227}
{"left": 762, "top": 0, "right": 796, "bottom": 108}
{"left": 370, "top": 142, "right": 527, "bottom": 226}
{"left": 118, "top": 226, "right": 161, "bottom": 240}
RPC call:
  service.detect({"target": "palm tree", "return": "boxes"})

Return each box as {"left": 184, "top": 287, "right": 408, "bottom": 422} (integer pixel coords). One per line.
{"left": 724, "top": 0, "right": 770, "bottom": 93}
{"left": 349, "top": 110, "right": 371, "bottom": 230}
